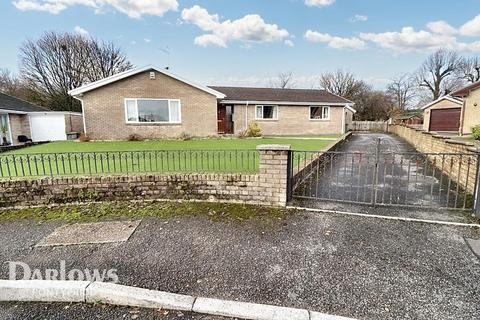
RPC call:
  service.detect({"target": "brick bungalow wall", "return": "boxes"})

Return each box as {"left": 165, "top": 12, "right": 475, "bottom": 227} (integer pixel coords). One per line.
{"left": 232, "top": 104, "right": 352, "bottom": 135}
{"left": 0, "top": 145, "right": 290, "bottom": 208}
{"left": 461, "top": 88, "right": 480, "bottom": 135}
{"left": 80, "top": 70, "right": 218, "bottom": 140}
{"left": 8, "top": 114, "right": 30, "bottom": 144}
{"left": 389, "top": 124, "right": 479, "bottom": 194}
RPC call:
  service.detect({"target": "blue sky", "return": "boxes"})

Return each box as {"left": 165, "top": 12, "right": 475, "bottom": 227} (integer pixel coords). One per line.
{"left": 1, "top": 0, "right": 480, "bottom": 89}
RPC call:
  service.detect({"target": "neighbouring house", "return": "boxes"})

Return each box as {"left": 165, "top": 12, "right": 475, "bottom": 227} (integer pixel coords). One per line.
{"left": 68, "top": 66, "right": 355, "bottom": 140}
{"left": 422, "top": 81, "right": 480, "bottom": 135}
{"left": 0, "top": 92, "right": 83, "bottom": 146}
{"left": 452, "top": 81, "right": 480, "bottom": 135}
{"left": 391, "top": 109, "right": 423, "bottom": 126}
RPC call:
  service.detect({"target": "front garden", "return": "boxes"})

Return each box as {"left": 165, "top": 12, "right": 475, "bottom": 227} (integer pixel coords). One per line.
{"left": 0, "top": 136, "right": 339, "bottom": 178}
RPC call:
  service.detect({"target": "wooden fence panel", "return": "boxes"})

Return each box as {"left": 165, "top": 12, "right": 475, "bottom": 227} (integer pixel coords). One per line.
{"left": 350, "top": 121, "right": 387, "bottom": 132}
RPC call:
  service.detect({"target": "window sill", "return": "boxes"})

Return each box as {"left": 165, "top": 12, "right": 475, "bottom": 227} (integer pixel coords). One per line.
{"left": 126, "top": 122, "right": 182, "bottom": 126}
{"left": 310, "top": 119, "right": 331, "bottom": 122}
{"left": 255, "top": 119, "right": 279, "bottom": 122}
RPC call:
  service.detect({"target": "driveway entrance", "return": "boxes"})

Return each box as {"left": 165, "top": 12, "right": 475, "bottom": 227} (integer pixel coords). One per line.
{"left": 289, "top": 133, "right": 479, "bottom": 212}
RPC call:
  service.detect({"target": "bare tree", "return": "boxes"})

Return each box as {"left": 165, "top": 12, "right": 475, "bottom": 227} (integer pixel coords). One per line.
{"left": 83, "top": 40, "right": 133, "bottom": 82}
{"left": 414, "top": 49, "right": 463, "bottom": 100}
{"left": 318, "top": 69, "right": 368, "bottom": 101}
{"left": 20, "top": 32, "right": 132, "bottom": 111}
{"left": 457, "top": 56, "right": 480, "bottom": 83}
{"left": 0, "top": 69, "right": 20, "bottom": 95}
{"left": 386, "top": 73, "right": 416, "bottom": 110}
{"left": 317, "top": 69, "right": 392, "bottom": 120}
{"left": 269, "top": 72, "right": 295, "bottom": 89}
{"left": 0, "top": 68, "right": 39, "bottom": 102}
{"left": 355, "top": 90, "right": 395, "bottom": 121}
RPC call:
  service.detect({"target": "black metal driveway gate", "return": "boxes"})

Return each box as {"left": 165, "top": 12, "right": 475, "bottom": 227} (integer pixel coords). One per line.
{"left": 288, "top": 141, "right": 480, "bottom": 212}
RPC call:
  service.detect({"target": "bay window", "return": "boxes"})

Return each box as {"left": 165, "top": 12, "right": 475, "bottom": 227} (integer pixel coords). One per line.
{"left": 125, "top": 98, "right": 181, "bottom": 123}
{"left": 256, "top": 105, "right": 278, "bottom": 120}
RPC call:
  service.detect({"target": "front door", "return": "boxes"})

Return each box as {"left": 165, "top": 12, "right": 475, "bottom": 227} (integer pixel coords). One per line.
{"left": 217, "top": 105, "right": 227, "bottom": 134}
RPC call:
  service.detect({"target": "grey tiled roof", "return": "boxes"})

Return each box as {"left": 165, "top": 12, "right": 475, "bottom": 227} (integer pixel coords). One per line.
{"left": 209, "top": 86, "right": 352, "bottom": 104}
{"left": 0, "top": 92, "right": 49, "bottom": 113}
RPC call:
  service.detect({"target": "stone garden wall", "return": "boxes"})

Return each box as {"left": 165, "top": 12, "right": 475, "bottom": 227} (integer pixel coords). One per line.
{"left": 389, "top": 124, "right": 479, "bottom": 194}
{"left": 0, "top": 145, "right": 290, "bottom": 208}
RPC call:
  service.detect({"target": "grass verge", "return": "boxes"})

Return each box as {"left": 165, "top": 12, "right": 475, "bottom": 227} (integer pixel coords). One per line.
{"left": 0, "top": 201, "right": 295, "bottom": 223}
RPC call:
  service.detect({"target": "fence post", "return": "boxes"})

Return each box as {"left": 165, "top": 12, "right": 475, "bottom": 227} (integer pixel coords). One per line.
{"left": 372, "top": 138, "right": 381, "bottom": 206}
{"left": 286, "top": 149, "right": 293, "bottom": 203}
{"left": 474, "top": 154, "right": 480, "bottom": 218}
{"left": 257, "top": 144, "right": 291, "bottom": 207}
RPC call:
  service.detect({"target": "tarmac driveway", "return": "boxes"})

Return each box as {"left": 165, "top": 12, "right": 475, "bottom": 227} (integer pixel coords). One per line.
{"left": 1, "top": 208, "right": 479, "bottom": 320}
{"left": 293, "top": 133, "right": 477, "bottom": 223}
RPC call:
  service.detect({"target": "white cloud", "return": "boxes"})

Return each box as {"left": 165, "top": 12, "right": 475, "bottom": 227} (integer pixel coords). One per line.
{"left": 12, "top": 0, "right": 66, "bottom": 14}
{"left": 284, "top": 39, "right": 294, "bottom": 47}
{"left": 460, "top": 15, "right": 480, "bottom": 36}
{"left": 303, "top": 15, "right": 480, "bottom": 54}
{"left": 359, "top": 25, "right": 480, "bottom": 53}
{"left": 144, "top": 38, "right": 151, "bottom": 43}
{"left": 304, "top": 0, "right": 335, "bottom": 7}
{"left": 12, "top": 0, "right": 179, "bottom": 18}
{"left": 350, "top": 14, "right": 368, "bottom": 23}
{"left": 74, "top": 25, "right": 89, "bottom": 36}
{"left": 181, "top": 5, "right": 289, "bottom": 48}
{"left": 195, "top": 34, "right": 227, "bottom": 48}
{"left": 359, "top": 27, "right": 453, "bottom": 52}
{"left": 426, "top": 21, "right": 457, "bottom": 35}
{"left": 304, "top": 30, "right": 366, "bottom": 49}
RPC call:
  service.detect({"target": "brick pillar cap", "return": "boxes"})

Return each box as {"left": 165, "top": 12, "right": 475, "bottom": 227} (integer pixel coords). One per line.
{"left": 256, "top": 144, "right": 291, "bottom": 151}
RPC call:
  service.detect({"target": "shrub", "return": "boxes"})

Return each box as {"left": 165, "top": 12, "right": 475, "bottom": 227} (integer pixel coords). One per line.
{"left": 79, "top": 133, "right": 90, "bottom": 142}
{"left": 472, "top": 125, "right": 480, "bottom": 140}
{"left": 245, "top": 122, "right": 262, "bottom": 137}
{"left": 127, "top": 134, "right": 144, "bottom": 141}
{"left": 236, "top": 130, "right": 247, "bottom": 139}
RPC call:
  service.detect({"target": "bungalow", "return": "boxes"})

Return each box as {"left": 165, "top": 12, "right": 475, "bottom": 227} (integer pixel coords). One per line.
{"left": 422, "top": 81, "right": 480, "bottom": 135}
{"left": 0, "top": 92, "right": 83, "bottom": 146}
{"left": 68, "top": 66, "right": 355, "bottom": 140}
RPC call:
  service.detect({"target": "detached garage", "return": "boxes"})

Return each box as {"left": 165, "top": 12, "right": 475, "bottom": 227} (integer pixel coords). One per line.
{"left": 29, "top": 113, "right": 69, "bottom": 142}
{"left": 422, "top": 96, "right": 463, "bottom": 133}
{"left": 0, "top": 92, "right": 83, "bottom": 146}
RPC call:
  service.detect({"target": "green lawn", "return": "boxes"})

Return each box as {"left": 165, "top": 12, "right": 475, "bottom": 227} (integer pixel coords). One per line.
{"left": 0, "top": 137, "right": 337, "bottom": 179}
{"left": 6, "top": 137, "right": 338, "bottom": 154}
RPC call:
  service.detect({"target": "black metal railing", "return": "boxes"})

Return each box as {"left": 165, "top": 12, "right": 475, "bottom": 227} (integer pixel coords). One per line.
{"left": 290, "top": 149, "right": 480, "bottom": 210}
{"left": 0, "top": 150, "right": 259, "bottom": 179}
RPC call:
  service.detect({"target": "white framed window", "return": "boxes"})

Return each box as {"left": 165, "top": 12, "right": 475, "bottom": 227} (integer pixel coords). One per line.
{"left": 255, "top": 105, "right": 278, "bottom": 120}
{"left": 310, "top": 106, "right": 330, "bottom": 120}
{"left": 125, "top": 98, "right": 181, "bottom": 124}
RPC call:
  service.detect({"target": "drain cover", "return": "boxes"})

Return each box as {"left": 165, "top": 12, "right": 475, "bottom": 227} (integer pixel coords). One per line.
{"left": 36, "top": 220, "right": 141, "bottom": 247}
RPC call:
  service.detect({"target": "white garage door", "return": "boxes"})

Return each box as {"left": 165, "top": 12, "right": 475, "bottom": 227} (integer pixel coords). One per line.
{"left": 29, "top": 113, "right": 67, "bottom": 142}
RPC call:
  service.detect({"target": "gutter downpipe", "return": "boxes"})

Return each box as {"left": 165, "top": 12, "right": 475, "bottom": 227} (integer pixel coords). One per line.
{"left": 72, "top": 95, "right": 87, "bottom": 135}
{"left": 459, "top": 98, "right": 467, "bottom": 137}
{"left": 245, "top": 101, "right": 249, "bottom": 132}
